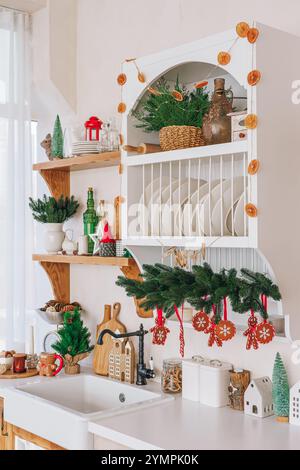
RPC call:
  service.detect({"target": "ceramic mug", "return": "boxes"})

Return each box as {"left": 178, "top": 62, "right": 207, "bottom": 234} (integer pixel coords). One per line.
{"left": 38, "top": 353, "right": 64, "bottom": 377}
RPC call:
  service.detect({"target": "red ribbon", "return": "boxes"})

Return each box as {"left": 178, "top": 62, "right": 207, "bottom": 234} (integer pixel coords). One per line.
{"left": 223, "top": 297, "right": 228, "bottom": 321}
{"left": 156, "top": 308, "right": 163, "bottom": 327}
{"left": 261, "top": 294, "right": 268, "bottom": 323}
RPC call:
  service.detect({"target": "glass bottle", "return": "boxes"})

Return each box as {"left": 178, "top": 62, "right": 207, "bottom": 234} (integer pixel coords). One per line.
{"left": 161, "top": 358, "right": 182, "bottom": 394}
{"left": 99, "top": 122, "right": 110, "bottom": 152}
{"left": 83, "top": 188, "right": 99, "bottom": 254}
{"left": 108, "top": 117, "right": 120, "bottom": 151}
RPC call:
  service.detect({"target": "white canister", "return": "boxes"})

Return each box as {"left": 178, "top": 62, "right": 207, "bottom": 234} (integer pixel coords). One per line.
{"left": 199, "top": 359, "right": 233, "bottom": 408}
{"left": 182, "top": 356, "right": 207, "bottom": 402}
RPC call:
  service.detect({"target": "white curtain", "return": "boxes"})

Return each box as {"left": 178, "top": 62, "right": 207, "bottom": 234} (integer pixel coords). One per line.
{"left": 0, "top": 7, "right": 32, "bottom": 350}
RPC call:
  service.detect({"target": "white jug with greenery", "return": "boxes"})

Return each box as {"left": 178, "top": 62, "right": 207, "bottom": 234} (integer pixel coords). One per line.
{"left": 29, "top": 195, "right": 80, "bottom": 254}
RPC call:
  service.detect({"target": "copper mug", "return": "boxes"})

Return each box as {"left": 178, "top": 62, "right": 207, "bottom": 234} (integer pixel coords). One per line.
{"left": 13, "top": 354, "right": 27, "bottom": 374}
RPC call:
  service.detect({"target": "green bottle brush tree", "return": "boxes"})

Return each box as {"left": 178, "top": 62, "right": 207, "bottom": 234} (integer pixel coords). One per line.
{"left": 272, "top": 353, "right": 290, "bottom": 422}
{"left": 52, "top": 114, "right": 64, "bottom": 159}
{"left": 29, "top": 195, "right": 79, "bottom": 224}
{"left": 52, "top": 309, "right": 94, "bottom": 375}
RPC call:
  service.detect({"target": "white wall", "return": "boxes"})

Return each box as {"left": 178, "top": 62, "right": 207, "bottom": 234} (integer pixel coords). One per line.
{"left": 32, "top": 0, "right": 300, "bottom": 384}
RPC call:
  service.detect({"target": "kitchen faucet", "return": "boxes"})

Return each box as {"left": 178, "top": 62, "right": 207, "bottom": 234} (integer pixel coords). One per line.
{"left": 97, "top": 324, "right": 156, "bottom": 386}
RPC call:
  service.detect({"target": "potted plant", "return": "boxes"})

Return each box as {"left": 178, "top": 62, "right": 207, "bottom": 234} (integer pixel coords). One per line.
{"left": 29, "top": 195, "right": 79, "bottom": 253}
{"left": 133, "top": 77, "right": 210, "bottom": 151}
{"left": 51, "top": 309, "right": 94, "bottom": 375}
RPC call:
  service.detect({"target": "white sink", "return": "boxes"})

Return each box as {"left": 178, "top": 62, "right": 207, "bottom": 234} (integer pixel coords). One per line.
{"left": 4, "top": 374, "right": 172, "bottom": 449}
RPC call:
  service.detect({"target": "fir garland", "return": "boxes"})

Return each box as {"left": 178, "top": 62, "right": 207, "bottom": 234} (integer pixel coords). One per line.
{"left": 116, "top": 263, "right": 282, "bottom": 323}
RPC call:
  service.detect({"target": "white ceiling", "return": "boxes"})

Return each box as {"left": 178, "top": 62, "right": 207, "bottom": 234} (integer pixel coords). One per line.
{"left": 0, "top": 0, "right": 47, "bottom": 13}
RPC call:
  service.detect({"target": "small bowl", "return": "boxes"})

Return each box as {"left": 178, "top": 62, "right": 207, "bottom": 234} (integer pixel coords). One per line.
{"left": 0, "top": 357, "right": 13, "bottom": 370}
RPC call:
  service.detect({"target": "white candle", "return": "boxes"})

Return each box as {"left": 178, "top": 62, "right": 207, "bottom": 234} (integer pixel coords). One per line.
{"left": 25, "top": 325, "right": 35, "bottom": 355}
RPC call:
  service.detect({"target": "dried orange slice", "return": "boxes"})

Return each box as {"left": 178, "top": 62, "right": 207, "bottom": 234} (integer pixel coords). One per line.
{"left": 248, "top": 70, "right": 261, "bottom": 86}
{"left": 247, "top": 28, "right": 259, "bottom": 44}
{"left": 245, "top": 114, "right": 258, "bottom": 129}
{"left": 117, "top": 73, "right": 127, "bottom": 86}
{"left": 218, "top": 51, "right": 231, "bottom": 66}
{"left": 119, "top": 134, "right": 124, "bottom": 146}
{"left": 248, "top": 159, "right": 260, "bottom": 175}
{"left": 118, "top": 102, "right": 126, "bottom": 114}
{"left": 245, "top": 203, "right": 258, "bottom": 218}
{"left": 236, "top": 22, "right": 250, "bottom": 38}
{"left": 148, "top": 87, "right": 161, "bottom": 96}
{"left": 172, "top": 90, "right": 184, "bottom": 102}
{"left": 195, "top": 81, "right": 208, "bottom": 89}
{"left": 138, "top": 72, "right": 146, "bottom": 83}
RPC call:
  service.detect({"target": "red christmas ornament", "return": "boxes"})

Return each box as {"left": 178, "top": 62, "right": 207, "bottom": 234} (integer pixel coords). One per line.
{"left": 192, "top": 311, "right": 210, "bottom": 332}
{"left": 216, "top": 320, "right": 236, "bottom": 342}
{"left": 215, "top": 298, "right": 236, "bottom": 342}
{"left": 150, "top": 309, "right": 170, "bottom": 346}
{"left": 243, "top": 312, "right": 259, "bottom": 350}
{"left": 256, "top": 321, "right": 275, "bottom": 345}
{"left": 256, "top": 295, "right": 275, "bottom": 345}
{"left": 205, "top": 318, "right": 223, "bottom": 348}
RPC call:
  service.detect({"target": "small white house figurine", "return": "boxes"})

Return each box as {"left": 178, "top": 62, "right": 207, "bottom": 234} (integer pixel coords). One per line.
{"left": 289, "top": 381, "right": 300, "bottom": 425}
{"left": 244, "top": 377, "right": 274, "bottom": 418}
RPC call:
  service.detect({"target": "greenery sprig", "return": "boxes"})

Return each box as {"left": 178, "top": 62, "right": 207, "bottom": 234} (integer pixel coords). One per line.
{"left": 29, "top": 195, "right": 79, "bottom": 224}
{"left": 133, "top": 77, "right": 210, "bottom": 132}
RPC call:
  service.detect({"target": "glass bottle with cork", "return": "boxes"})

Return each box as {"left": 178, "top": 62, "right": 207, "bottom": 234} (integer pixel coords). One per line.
{"left": 83, "top": 188, "right": 99, "bottom": 254}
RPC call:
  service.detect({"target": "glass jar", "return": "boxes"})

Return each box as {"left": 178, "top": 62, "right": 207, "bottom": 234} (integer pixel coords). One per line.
{"left": 161, "top": 358, "right": 182, "bottom": 394}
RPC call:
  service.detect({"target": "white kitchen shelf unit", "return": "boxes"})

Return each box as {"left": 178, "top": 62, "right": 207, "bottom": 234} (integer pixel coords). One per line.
{"left": 120, "top": 23, "right": 300, "bottom": 340}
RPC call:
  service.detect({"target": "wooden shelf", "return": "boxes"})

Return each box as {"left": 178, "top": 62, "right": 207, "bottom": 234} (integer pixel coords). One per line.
{"left": 32, "top": 254, "right": 135, "bottom": 267}
{"left": 125, "top": 141, "right": 248, "bottom": 167}
{"left": 33, "top": 151, "right": 121, "bottom": 172}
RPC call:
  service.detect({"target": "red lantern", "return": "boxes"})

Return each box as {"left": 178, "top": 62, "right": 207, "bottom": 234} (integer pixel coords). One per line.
{"left": 85, "top": 116, "right": 103, "bottom": 141}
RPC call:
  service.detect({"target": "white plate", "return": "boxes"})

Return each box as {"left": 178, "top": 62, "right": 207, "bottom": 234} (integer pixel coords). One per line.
{"left": 234, "top": 193, "right": 247, "bottom": 236}
{"left": 225, "top": 199, "right": 239, "bottom": 235}
{"left": 211, "top": 177, "right": 246, "bottom": 236}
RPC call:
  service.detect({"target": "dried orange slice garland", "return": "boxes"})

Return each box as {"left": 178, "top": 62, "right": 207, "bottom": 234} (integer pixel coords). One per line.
{"left": 138, "top": 72, "right": 146, "bottom": 83}
{"left": 245, "top": 114, "right": 258, "bottom": 129}
{"left": 218, "top": 51, "right": 231, "bottom": 66}
{"left": 248, "top": 159, "right": 260, "bottom": 175}
{"left": 245, "top": 203, "right": 258, "bottom": 218}
{"left": 248, "top": 69, "right": 261, "bottom": 86}
{"left": 117, "top": 73, "right": 127, "bottom": 86}
{"left": 236, "top": 22, "right": 250, "bottom": 38}
{"left": 247, "top": 27, "right": 259, "bottom": 44}
{"left": 172, "top": 91, "right": 184, "bottom": 102}
{"left": 118, "top": 102, "right": 126, "bottom": 114}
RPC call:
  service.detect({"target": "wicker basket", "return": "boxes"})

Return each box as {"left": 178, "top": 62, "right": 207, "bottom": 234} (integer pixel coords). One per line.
{"left": 159, "top": 125, "right": 205, "bottom": 151}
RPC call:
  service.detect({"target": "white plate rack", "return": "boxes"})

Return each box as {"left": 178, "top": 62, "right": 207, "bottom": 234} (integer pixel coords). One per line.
{"left": 124, "top": 142, "right": 253, "bottom": 248}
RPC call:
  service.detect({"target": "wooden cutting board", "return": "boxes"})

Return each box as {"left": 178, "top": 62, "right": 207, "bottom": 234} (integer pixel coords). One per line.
{"left": 93, "top": 303, "right": 126, "bottom": 376}
{"left": 93, "top": 305, "right": 111, "bottom": 373}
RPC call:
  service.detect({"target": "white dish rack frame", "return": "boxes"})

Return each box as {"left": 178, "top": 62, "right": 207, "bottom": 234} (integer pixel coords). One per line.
{"left": 120, "top": 23, "right": 300, "bottom": 340}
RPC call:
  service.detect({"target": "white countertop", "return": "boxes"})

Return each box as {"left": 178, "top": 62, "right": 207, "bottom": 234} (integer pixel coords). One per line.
{"left": 2, "top": 369, "right": 300, "bottom": 450}
{"left": 89, "top": 394, "right": 300, "bottom": 450}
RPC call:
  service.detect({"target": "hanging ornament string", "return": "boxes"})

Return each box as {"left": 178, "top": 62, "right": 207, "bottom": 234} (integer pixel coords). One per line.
{"left": 204, "top": 305, "right": 223, "bottom": 348}
{"left": 256, "top": 295, "right": 276, "bottom": 345}
{"left": 215, "top": 297, "right": 236, "bottom": 342}
{"left": 244, "top": 309, "right": 259, "bottom": 350}
{"left": 174, "top": 305, "right": 185, "bottom": 358}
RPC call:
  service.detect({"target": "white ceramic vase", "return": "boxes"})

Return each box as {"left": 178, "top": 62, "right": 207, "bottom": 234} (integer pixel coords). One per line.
{"left": 44, "top": 223, "right": 65, "bottom": 254}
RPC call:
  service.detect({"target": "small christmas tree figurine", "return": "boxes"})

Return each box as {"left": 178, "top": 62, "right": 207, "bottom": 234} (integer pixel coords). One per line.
{"left": 52, "top": 114, "right": 64, "bottom": 159}
{"left": 52, "top": 308, "right": 94, "bottom": 375}
{"left": 272, "top": 353, "right": 290, "bottom": 422}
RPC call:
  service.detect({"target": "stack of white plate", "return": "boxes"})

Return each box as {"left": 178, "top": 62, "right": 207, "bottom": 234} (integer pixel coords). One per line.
{"left": 135, "top": 176, "right": 248, "bottom": 238}
{"left": 72, "top": 141, "right": 100, "bottom": 155}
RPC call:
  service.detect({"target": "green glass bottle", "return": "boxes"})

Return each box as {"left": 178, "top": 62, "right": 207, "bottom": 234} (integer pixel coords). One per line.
{"left": 83, "top": 188, "right": 99, "bottom": 254}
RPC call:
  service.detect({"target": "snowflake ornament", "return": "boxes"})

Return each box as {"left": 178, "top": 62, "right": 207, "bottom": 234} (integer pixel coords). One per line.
{"left": 256, "top": 321, "right": 275, "bottom": 345}
{"left": 216, "top": 320, "right": 236, "bottom": 342}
